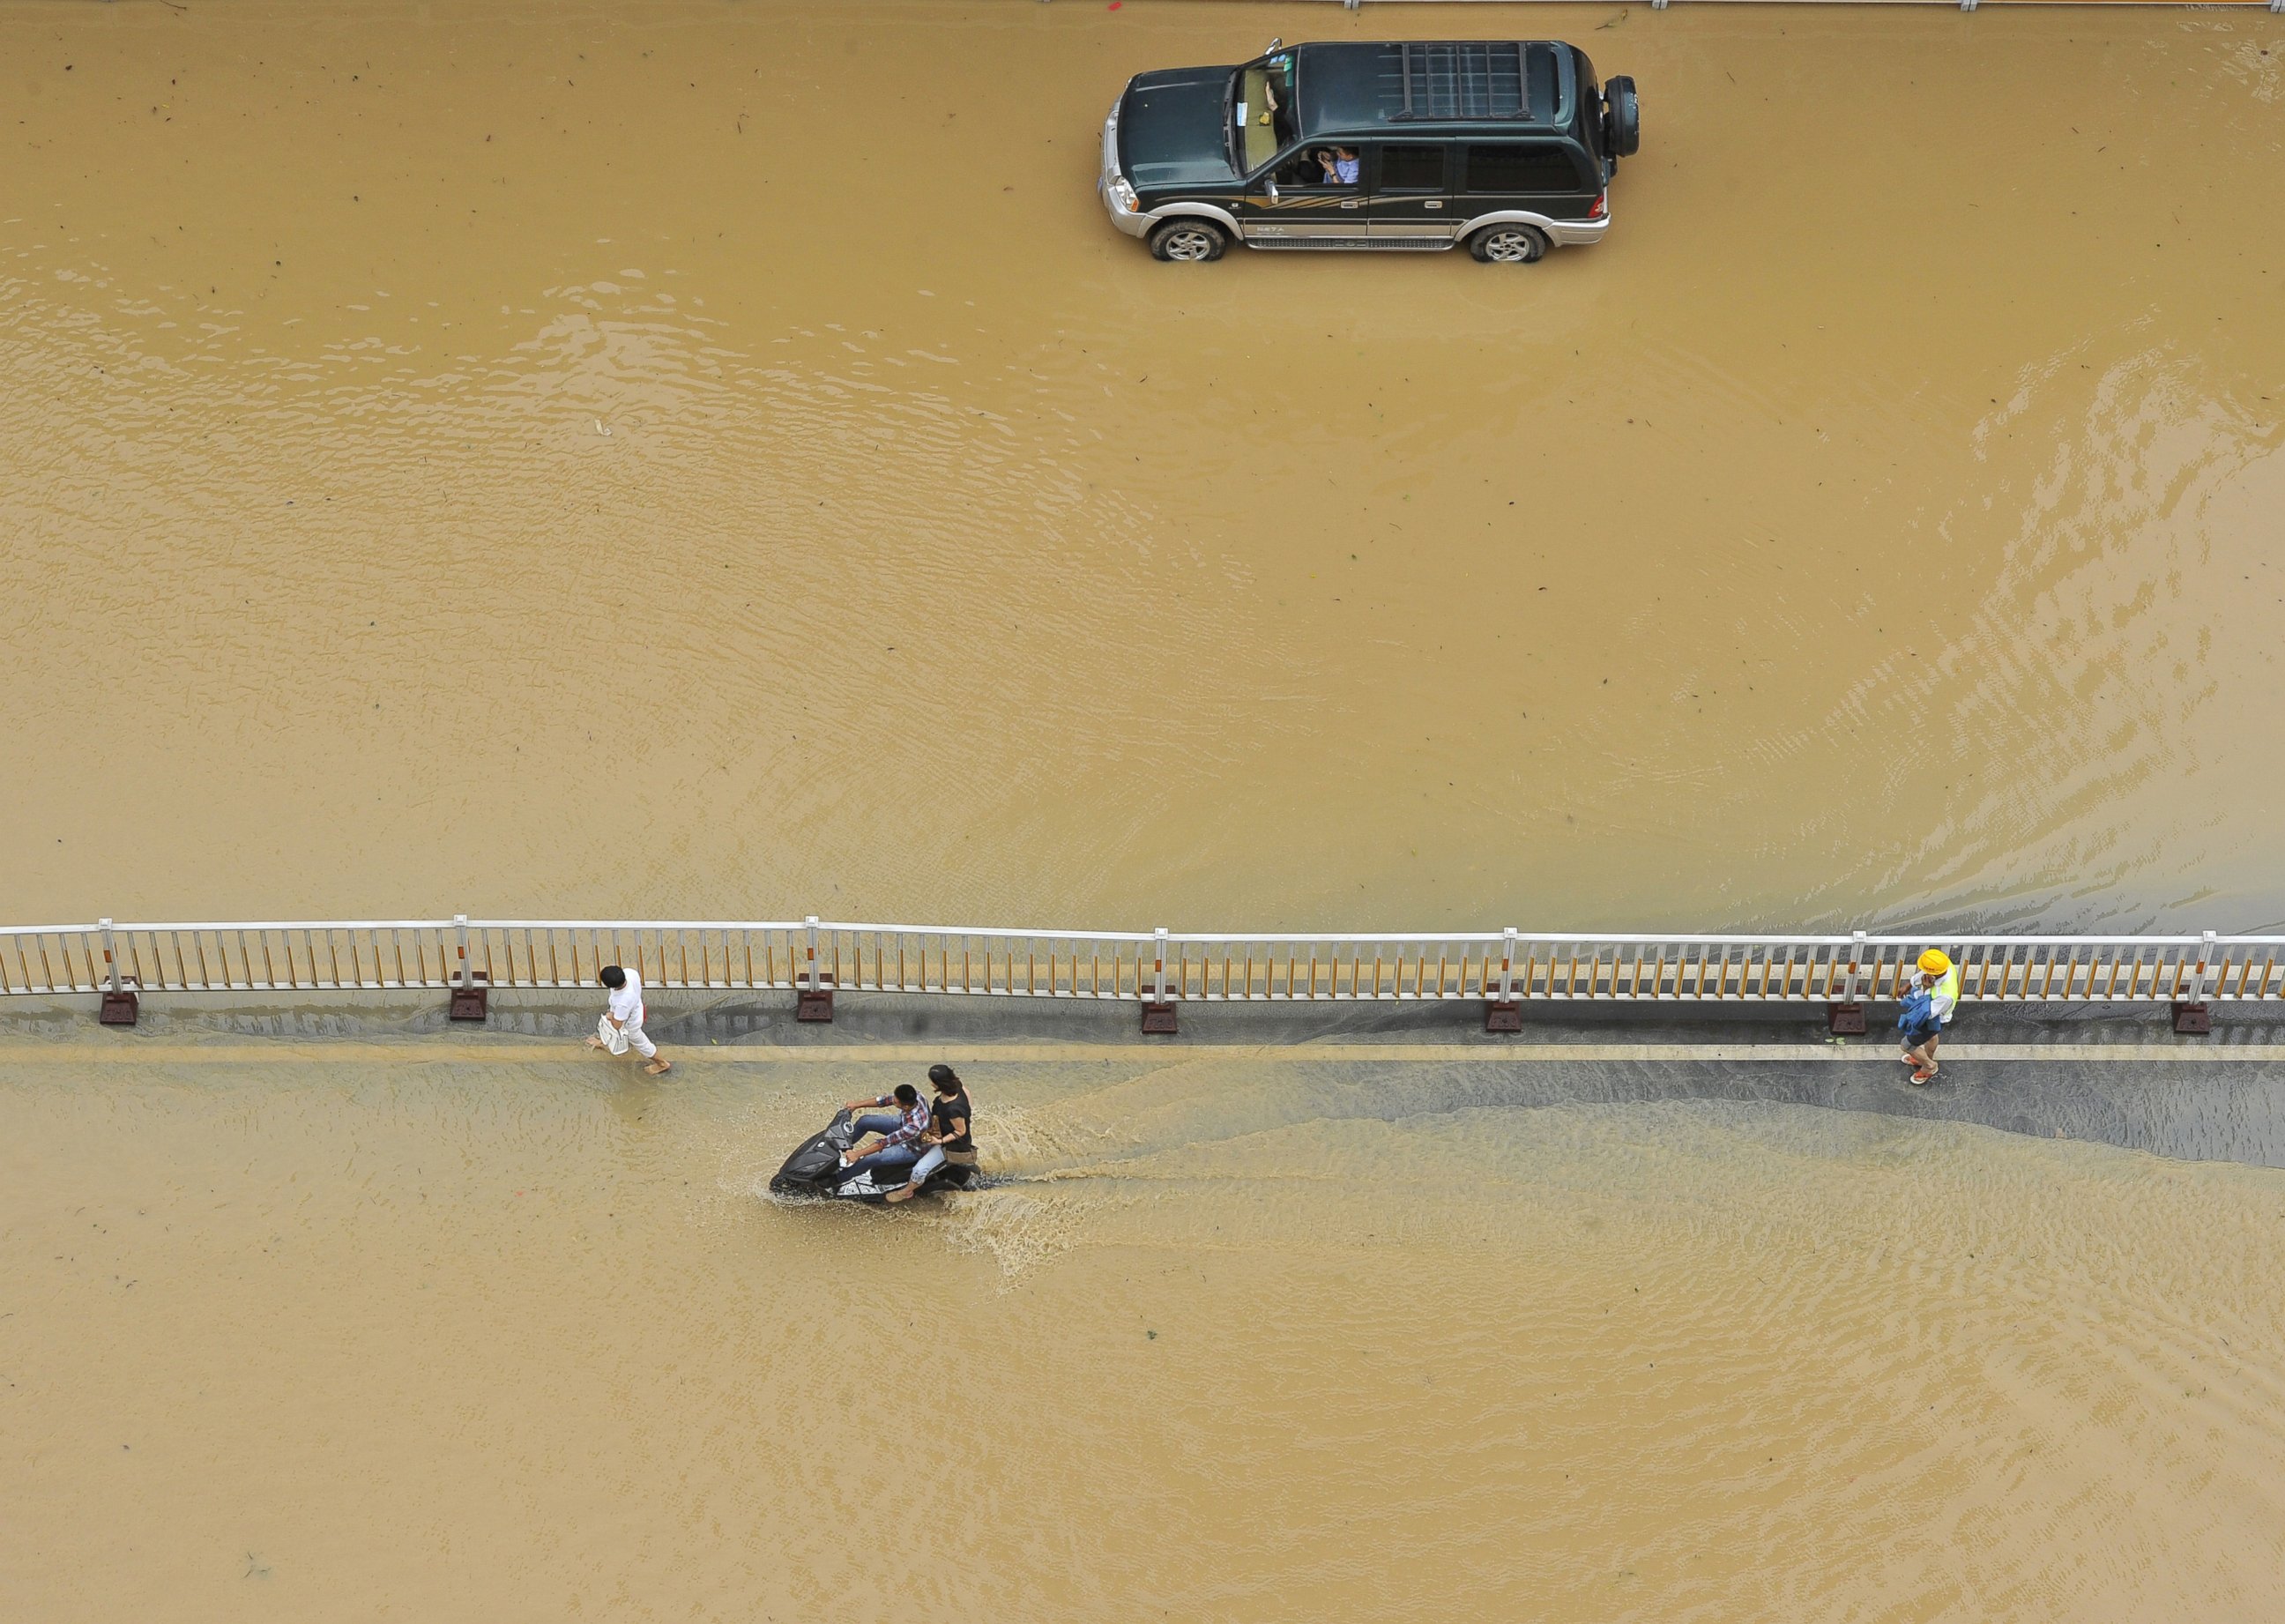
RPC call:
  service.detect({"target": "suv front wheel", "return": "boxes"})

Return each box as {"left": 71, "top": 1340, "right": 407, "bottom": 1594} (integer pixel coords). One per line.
{"left": 1149, "top": 220, "right": 1226, "bottom": 263}
{"left": 1469, "top": 225, "right": 1549, "bottom": 264}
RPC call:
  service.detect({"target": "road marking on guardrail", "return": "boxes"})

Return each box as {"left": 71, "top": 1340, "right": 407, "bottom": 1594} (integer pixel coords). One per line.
{"left": 4, "top": 1042, "right": 2284, "bottom": 1065}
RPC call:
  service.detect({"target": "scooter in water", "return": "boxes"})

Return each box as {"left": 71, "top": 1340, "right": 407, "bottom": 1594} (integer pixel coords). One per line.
{"left": 768, "top": 1108, "right": 981, "bottom": 1204}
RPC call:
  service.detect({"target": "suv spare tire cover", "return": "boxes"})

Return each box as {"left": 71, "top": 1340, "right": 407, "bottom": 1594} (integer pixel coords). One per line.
{"left": 1604, "top": 76, "right": 1641, "bottom": 159}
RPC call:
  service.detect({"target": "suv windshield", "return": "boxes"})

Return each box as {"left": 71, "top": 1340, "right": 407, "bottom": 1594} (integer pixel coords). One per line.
{"left": 1232, "top": 56, "right": 1297, "bottom": 173}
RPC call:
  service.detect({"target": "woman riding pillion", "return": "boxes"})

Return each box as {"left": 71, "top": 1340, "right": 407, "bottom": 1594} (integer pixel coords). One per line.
{"left": 887, "top": 1064, "right": 974, "bottom": 1204}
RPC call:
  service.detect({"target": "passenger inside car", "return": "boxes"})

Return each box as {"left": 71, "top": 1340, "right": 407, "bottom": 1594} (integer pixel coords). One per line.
{"left": 1274, "top": 147, "right": 1356, "bottom": 189}
{"left": 1275, "top": 151, "right": 1325, "bottom": 187}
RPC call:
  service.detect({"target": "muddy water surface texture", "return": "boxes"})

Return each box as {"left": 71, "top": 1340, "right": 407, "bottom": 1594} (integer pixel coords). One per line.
{"left": 6, "top": 1051, "right": 2285, "bottom": 1621}
{"left": 4, "top": 1, "right": 2282, "bottom": 932}
{"left": 9, "top": 5, "right": 2285, "bottom": 1621}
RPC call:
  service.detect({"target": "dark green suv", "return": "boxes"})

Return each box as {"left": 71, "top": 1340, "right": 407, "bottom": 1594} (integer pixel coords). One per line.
{"left": 1099, "top": 39, "right": 1637, "bottom": 264}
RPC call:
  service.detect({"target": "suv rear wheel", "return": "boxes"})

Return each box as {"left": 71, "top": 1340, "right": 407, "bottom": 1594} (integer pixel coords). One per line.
{"left": 1470, "top": 225, "right": 1549, "bottom": 264}
{"left": 1149, "top": 220, "right": 1226, "bottom": 263}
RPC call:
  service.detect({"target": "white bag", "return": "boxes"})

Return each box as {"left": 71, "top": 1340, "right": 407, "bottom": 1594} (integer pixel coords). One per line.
{"left": 596, "top": 1013, "right": 629, "bottom": 1055}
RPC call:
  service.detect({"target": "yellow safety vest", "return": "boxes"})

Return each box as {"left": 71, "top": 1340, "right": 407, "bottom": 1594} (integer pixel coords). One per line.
{"left": 1932, "top": 965, "right": 1961, "bottom": 1023}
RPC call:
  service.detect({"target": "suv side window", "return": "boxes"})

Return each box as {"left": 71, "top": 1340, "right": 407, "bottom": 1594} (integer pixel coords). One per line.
{"left": 1376, "top": 144, "right": 1448, "bottom": 192}
{"left": 1273, "top": 146, "right": 1358, "bottom": 190}
{"left": 1464, "top": 143, "right": 1584, "bottom": 195}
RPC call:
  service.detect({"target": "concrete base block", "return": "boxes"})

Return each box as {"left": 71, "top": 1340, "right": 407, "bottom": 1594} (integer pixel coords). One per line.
{"left": 1141, "top": 1002, "right": 1178, "bottom": 1034}
{"left": 449, "top": 974, "right": 490, "bottom": 1023}
{"left": 1827, "top": 1002, "right": 1867, "bottom": 1037}
{"left": 1485, "top": 1001, "right": 1522, "bottom": 1033}
{"left": 100, "top": 989, "right": 140, "bottom": 1026}
{"left": 2173, "top": 1002, "right": 2211, "bottom": 1035}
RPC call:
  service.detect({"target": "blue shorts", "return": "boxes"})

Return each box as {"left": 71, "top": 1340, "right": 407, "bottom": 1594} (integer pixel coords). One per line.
{"left": 1900, "top": 1024, "right": 1940, "bottom": 1047}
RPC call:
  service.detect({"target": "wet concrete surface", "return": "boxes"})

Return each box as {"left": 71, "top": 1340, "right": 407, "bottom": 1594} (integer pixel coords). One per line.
{"left": 9, "top": 993, "right": 2282, "bottom": 1169}
{"left": 1428, "top": 1054, "right": 2285, "bottom": 1172}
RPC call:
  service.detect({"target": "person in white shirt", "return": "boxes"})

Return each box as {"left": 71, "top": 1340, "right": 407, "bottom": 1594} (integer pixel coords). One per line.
{"left": 1315, "top": 146, "right": 1359, "bottom": 185}
{"left": 586, "top": 964, "right": 671, "bottom": 1075}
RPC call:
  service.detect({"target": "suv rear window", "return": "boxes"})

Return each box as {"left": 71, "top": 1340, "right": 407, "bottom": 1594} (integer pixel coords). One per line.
{"left": 1379, "top": 145, "right": 1447, "bottom": 190}
{"left": 1465, "top": 143, "right": 1582, "bottom": 194}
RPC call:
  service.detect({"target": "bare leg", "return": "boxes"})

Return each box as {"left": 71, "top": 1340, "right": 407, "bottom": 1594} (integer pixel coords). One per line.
{"left": 624, "top": 1024, "right": 667, "bottom": 1075}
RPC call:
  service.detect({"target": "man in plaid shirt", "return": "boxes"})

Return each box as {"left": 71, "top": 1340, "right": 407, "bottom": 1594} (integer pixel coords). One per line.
{"left": 840, "top": 1083, "right": 932, "bottom": 1178}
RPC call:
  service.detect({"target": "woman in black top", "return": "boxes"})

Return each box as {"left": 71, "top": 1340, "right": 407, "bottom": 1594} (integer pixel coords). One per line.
{"left": 886, "top": 1063, "right": 973, "bottom": 1203}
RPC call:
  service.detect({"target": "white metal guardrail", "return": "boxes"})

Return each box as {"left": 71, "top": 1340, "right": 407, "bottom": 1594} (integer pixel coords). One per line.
{"left": 4, "top": 918, "right": 2281, "bottom": 1031}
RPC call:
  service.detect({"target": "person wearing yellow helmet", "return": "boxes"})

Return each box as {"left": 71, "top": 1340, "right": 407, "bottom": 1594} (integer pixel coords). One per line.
{"left": 1902, "top": 949, "right": 1960, "bottom": 1084}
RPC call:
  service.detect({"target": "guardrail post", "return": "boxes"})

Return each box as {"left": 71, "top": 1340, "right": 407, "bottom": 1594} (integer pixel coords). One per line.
{"left": 98, "top": 917, "right": 138, "bottom": 1026}
{"left": 1827, "top": 931, "right": 1869, "bottom": 1035}
{"left": 448, "top": 913, "right": 489, "bottom": 1022}
{"left": 2174, "top": 930, "right": 2215, "bottom": 1035}
{"left": 798, "top": 914, "right": 835, "bottom": 1022}
{"left": 1142, "top": 926, "right": 1177, "bottom": 1033}
{"left": 1486, "top": 927, "right": 1522, "bottom": 1032}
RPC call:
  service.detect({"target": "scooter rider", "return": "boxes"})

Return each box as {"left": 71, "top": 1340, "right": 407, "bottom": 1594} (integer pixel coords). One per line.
{"left": 887, "top": 1064, "right": 974, "bottom": 1204}
{"left": 839, "top": 1083, "right": 932, "bottom": 1179}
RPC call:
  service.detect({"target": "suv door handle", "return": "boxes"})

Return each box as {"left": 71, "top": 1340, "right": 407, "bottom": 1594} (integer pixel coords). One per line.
{"left": 1339, "top": 199, "right": 1360, "bottom": 209}
{"left": 1423, "top": 200, "right": 1443, "bottom": 210}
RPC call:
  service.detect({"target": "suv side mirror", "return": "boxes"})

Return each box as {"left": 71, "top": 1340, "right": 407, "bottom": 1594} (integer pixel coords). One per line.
{"left": 1264, "top": 37, "right": 1282, "bottom": 54}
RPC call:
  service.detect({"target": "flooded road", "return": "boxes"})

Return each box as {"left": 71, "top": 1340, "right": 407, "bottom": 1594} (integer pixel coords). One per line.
{"left": 4, "top": 1, "right": 2282, "bottom": 933}
{"left": 8, "top": 4, "right": 2285, "bottom": 1618}
{"left": 7, "top": 1051, "right": 2285, "bottom": 1621}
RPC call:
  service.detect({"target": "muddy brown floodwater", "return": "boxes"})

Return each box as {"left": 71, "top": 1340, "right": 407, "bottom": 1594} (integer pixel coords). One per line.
{"left": 4, "top": 1, "right": 2283, "bottom": 933}
{"left": 6, "top": 4, "right": 2285, "bottom": 1620}
{"left": 9, "top": 1048, "right": 2285, "bottom": 1621}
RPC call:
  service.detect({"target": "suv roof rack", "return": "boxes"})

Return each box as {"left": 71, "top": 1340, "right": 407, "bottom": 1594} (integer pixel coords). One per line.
{"left": 1392, "top": 41, "right": 1540, "bottom": 123}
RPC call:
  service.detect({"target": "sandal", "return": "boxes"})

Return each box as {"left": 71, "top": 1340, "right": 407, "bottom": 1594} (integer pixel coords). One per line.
{"left": 1909, "top": 1068, "right": 1936, "bottom": 1086}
